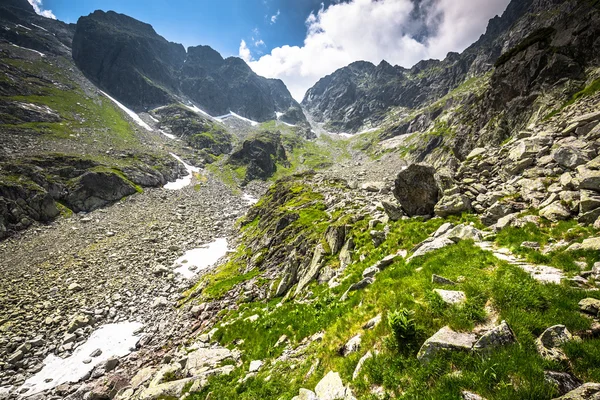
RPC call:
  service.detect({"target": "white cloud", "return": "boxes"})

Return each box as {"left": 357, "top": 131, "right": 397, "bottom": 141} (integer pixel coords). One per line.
{"left": 27, "top": 0, "right": 56, "bottom": 19}
{"left": 270, "top": 10, "right": 280, "bottom": 24}
{"left": 239, "top": 40, "right": 253, "bottom": 62}
{"left": 246, "top": 0, "right": 511, "bottom": 101}
{"left": 254, "top": 39, "right": 265, "bottom": 47}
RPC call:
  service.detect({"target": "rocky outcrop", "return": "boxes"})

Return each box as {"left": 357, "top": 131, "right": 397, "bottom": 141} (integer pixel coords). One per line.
{"left": 227, "top": 131, "right": 289, "bottom": 182}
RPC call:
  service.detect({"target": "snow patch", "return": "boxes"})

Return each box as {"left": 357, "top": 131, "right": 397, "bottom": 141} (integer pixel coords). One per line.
{"left": 173, "top": 238, "right": 228, "bottom": 279}
{"left": 183, "top": 104, "right": 213, "bottom": 119}
{"left": 31, "top": 23, "right": 48, "bottom": 32}
{"left": 16, "top": 24, "right": 31, "bottom": 31}
{"left": 99, "top": 91, "right": 153, "bottom": 131}
{"left": 10, "top": 44, "right": 45, "bottom": 57}
{"left": 159, "top": 130, "right": 177, "bottom": 140}
{"left": 216, "top": 112, "right": 259, "bottom": 126}
{"left": 243, "top": 193, "right": 259, "bottom": 205}
{"left": 164, "top": 153, "right": 200, "bottom": 190}
{"left": 18, "top": 322, "right": 143, "bottom": 397}
{"left": 148, "top": 115, "right": 159, "bottom": 123}
{"left": 275, "top": 111, "right": 284, "bottom": 118}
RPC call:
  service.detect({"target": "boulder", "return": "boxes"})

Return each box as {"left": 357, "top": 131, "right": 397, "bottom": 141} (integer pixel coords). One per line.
{"left": 473, "top": 321, "right": 515, "bottom": 351}
{"left": 536, "top": 325, "right": 572, "bottom": 363}
{"left": 352, "top": 351, "right": 373, "bottom": 380}
{"left": 545, "top": 371, "right": 583, "bottom": 397}
{"left": 295, "top": 245, "right": 325, "bottom": 296}
{"left": 315, "top": 371, "right": 355, "bottom": 400}
{"left": 552, "top": 382, "right": 600, "bottom": 399}
{"left": 381, "top": 200, "right": 404, "bottom": 221}
{"left": 417, "top": 326, "right": 477, "bottom": 364}
{"left": 540, "top": 203, "right": 572, "bottom": 222}
{"left": 434, "top": 194, "right": 472, "bottom": 217}
{"left": 393, "top": 164, "right": 441, "bottom": 216}
{"left": 341, "top": 334, "right": 362, "bottom": 356}
{"left": 433, "top": 289, "right": 466, "bottom": 305}
{"left": 432, "top": 274, "right": 457, "bottom": 285}
{"left": 579, "top": 298, "right": 600, "bottom": 316}
{"left": 325, "top": 225, "right": 346, "bottom": 254}
{"left": 553, "top": 147, "right": 590, "bottom": 169}
{"left": 578, "top": 169, "right": 600, "bottom": 191}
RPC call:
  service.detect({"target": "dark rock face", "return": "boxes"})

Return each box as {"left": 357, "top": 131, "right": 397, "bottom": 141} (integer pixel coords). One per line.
{"left": 72, "top": 11, "right": 186, "bottom": 111}
{"left": 393, "top": 164, "right": 440, "bottom": 217}
{"left": 0, "top": 184, "right": 59, "bottom": 240}
{"left": 72, "top": 11, "right": 307, "bottom": 125}
{"left": 228, "top": 132, "right": 289, "bottom": 182}
{"left": 66, "top": 171, "right": 137, "bottom": 213}
{"left": 301, "top": 0, "right": 535, "bottom": 133}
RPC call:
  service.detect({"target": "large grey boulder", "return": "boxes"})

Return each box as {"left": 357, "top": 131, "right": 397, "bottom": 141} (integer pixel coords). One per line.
{"left": 66, "top": 171, "right": 137, "bottom": 213}
{"left": 473, "top": 321, "right": 515, "bottom": 351}
{"left": 536, "top": 325, "right": 572, "bottom": 363}
{"left": 315, "top": 371, "right": 355, "bottom": 400}
{"left": 540, "top": 202, "right": 572, "bottom": 222}
{"left": 417, "top": 326, "right": 477, "bottom": 364}
{"left": 553, "top": 147, "right": 590, "bottom": 169}
{"left": 393, "top": 164, "right": 441, "bottom": 217}
{"left": 545, "top": 371, "right": 583, "bottom": 397}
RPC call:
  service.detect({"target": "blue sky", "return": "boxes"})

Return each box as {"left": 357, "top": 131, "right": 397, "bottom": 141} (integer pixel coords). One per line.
{"left": 38, "top": 0, "right": 337, "bottom": 57}
{"left": 33, "top": 0, "right": 512, "bottom": 100}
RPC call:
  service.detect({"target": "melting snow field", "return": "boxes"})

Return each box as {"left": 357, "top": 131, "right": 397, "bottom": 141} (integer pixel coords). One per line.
{"left": 164, "top": 153, "right": 200, "bottom": 190}
{"left": 99, "top": 91, "right": 153, "bottom": 131}
{"left": 243, "top": 193, "right": 258, "bottom": 205}
{"left": 18, "top": 322, "right": 143, "bottom": 397}
{"left": 173, "top": 238, "right": 228, "bottom": 279}
{"left": 159, "top": 129, "right": 177, "bottom": 140}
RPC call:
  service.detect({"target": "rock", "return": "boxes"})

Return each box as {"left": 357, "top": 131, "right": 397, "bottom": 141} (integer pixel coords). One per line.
{"left": 151, "top": 297, "right": 169, "bottom": 308}
{"left": 473, "top": 321, "right": 515, "bottom": 350}
{"left": 137, "top": 377, "right": 197, "bottom": 400}
{"left": 325, "top": 225, "right": 346, "bottom": 254}
{"left": 185, "top": 347, "right": 235, "bottom": 375}
{"left": 432, "top": 274, "right": 457, "bottom": 285}
{"left": 578, "top": 169, "right": 600, "bottom": 191}
{"left": 228, "top": 132, "right": 290, "bottom": 181}
{"left": 68, "top": 283, "right": 83, "bottom": 292}
{"left": 408, "top": 237, "right": 455, "bottom": 261}
{"left": 67, "top": 315, "right": 92, "bottom": 333}
{"left": 434, "top": 194, "right": 472, "bottom": 217}
{"left": 295, "top": 245, "right": 325, "bottom": 296}
{"left": 90, "top": 349, "right": 102, "bottom": 357}
{"left": 445, "top": 224, "right": 483, "bottom": 242}
{"left": 381, "top": 200, "right": 404, "bottom": 221}
{"left": 462, "top": 391, "right": 487, "bottom": 400}
{"left": 297, "top": 388, "right": 319, "bottom": 400}
{"left": 481, "top": 202, "right": 515, "bottom": 226}
{"left": 580, "top": 191, "right": 600, "bottom": 213}
{"left": 152, "top": 265, "right": 169, "bottom": 276}
{"left": 104, "top": 357, "right": 119, "bottom": 372}
{"left": 361, "top": 181, "right": 386, "bottom": 192}
{"left": 570, "top": 237, "right": 600, "bottom": 252}
{"left": 545, "top": 371, "right": 582, "bottom": 396}
{"left": 341, "top": 334, "right": 361, "bottom": 356}
{"left": 540, "top": 202, "right": 572, "bottom": 222}
{"left": 579, "top": 298, "right": 600, "bottom": 316}
{"left": 66, "top": 171, "right": 137, "bottom": 213}
{"left": 352, "top": 351, "right": 373, "bottom": 380}
{"left": 553, "top": 147, "right": 590, "bottom": 169}
{"left": 362, "top": 314, "right": 382, "bottom": 330}
{"left": 433, "top": 289, "right": 466, "bottom": 305}
{"left": 552, "top": 382, "right": 600, "bottom": 399}
{"left": 417, "top": 326, "right": 477, "bottom": 364}
{"left": 339, "top": 239, "right": 354, "bottom": 270}
{"left": 467, "top": 148, "right": 487, "bottom": 159}
{"left": 315, "top": 371, "right": 354, "bottom": 400}
{"left": 393, "top": 164, "right": 441, "bottom": 217}
{"left": 536, "top": 325, "right": 573, "bottom": 363}
{"left": 362, "top": 266, "right": 380, "bottom": 279}
{"left": 249, "top": 360, "right": 263, "bottom": 373}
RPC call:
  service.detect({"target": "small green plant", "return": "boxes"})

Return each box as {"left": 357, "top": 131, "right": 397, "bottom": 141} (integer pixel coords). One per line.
{"left": 388, "top": 308, "right": 417, "bottom": 346}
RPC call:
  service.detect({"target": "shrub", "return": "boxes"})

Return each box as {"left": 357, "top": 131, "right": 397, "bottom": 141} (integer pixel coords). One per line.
{"left": 388, "top": 308, "right": 417, "bottom": 347}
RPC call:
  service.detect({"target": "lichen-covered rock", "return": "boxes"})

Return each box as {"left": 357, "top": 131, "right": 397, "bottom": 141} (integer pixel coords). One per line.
{"left": 552, "top": 382, "right": 600, "bottom": 399}
{"left": 473, "top": 321, "right": 515, "bottom": 351}
{"left": 536, "top": 325, "right": 573, "bottom": 363}
{"left": 579, "top": 298, "right": 600, "bottom": 316}
{"left": 417, "top": 326, "right": 477, "bottom": 364}
{"left": 540, "top": 202, "right": 572, "bottom": 222}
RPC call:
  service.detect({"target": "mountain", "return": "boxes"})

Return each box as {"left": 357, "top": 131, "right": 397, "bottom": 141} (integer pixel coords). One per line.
{"left": 302, "top": 0, "right": 535, "bottom": 133}
{"left": 72, "top": 10, "right": 307, "bottom": 125}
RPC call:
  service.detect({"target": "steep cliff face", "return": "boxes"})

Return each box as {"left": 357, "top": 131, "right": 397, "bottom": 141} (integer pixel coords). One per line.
{"left": 301, "top": 0, "right": 535, "bottom": 133}
{"left": 72, "top": 11, "right": 308, "bottom": 125}
{"left": 72, "top": 11, "right": 186, "bottom": 111}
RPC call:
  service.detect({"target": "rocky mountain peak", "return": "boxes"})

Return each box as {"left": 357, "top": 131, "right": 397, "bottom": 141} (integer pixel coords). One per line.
{"left": 3, "top": 0, "right": 35, "bottom": 13}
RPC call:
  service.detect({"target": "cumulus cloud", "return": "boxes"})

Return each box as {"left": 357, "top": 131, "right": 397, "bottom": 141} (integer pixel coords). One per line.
{"left": 270, "top": 10, "right": 280, "bottom": 24}
{"left": 239, "top": 40, "right": 252, "bottom": 62}
{"left": 27, "top": 0, "right": 56, "bottom": 19}
{"left": 244, "top": 0, "right": 511, "bottom": 101}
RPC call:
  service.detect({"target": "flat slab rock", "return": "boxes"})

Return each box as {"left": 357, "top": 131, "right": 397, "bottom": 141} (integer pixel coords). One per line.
{"left": 552, "top": 382, "right": 600, "bottom": 399}
{"left": 417, "top": 326, "right": 477, "bottom": 363}
{"left": 433, "top": 289, "right": 466, "bottom": 305}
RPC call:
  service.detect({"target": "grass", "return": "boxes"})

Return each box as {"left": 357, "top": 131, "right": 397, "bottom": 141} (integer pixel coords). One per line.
{"left": 495, "top": 220, "right": 600, "bottom": 273}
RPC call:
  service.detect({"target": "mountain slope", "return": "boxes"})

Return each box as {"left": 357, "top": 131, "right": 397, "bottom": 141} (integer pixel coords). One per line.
{"left": 301, "top": 0, "right": 535, "bottom": 133}
{"left": 72, "top": 10, "right": 308, "bottom": 125}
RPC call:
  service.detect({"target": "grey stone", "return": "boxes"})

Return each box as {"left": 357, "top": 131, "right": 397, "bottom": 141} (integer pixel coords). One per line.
{"left": 417, "top": 326, "right": 477, "bottom": 364}
{"left": 473, "top": 321, "right": 515, "bottom": 351}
